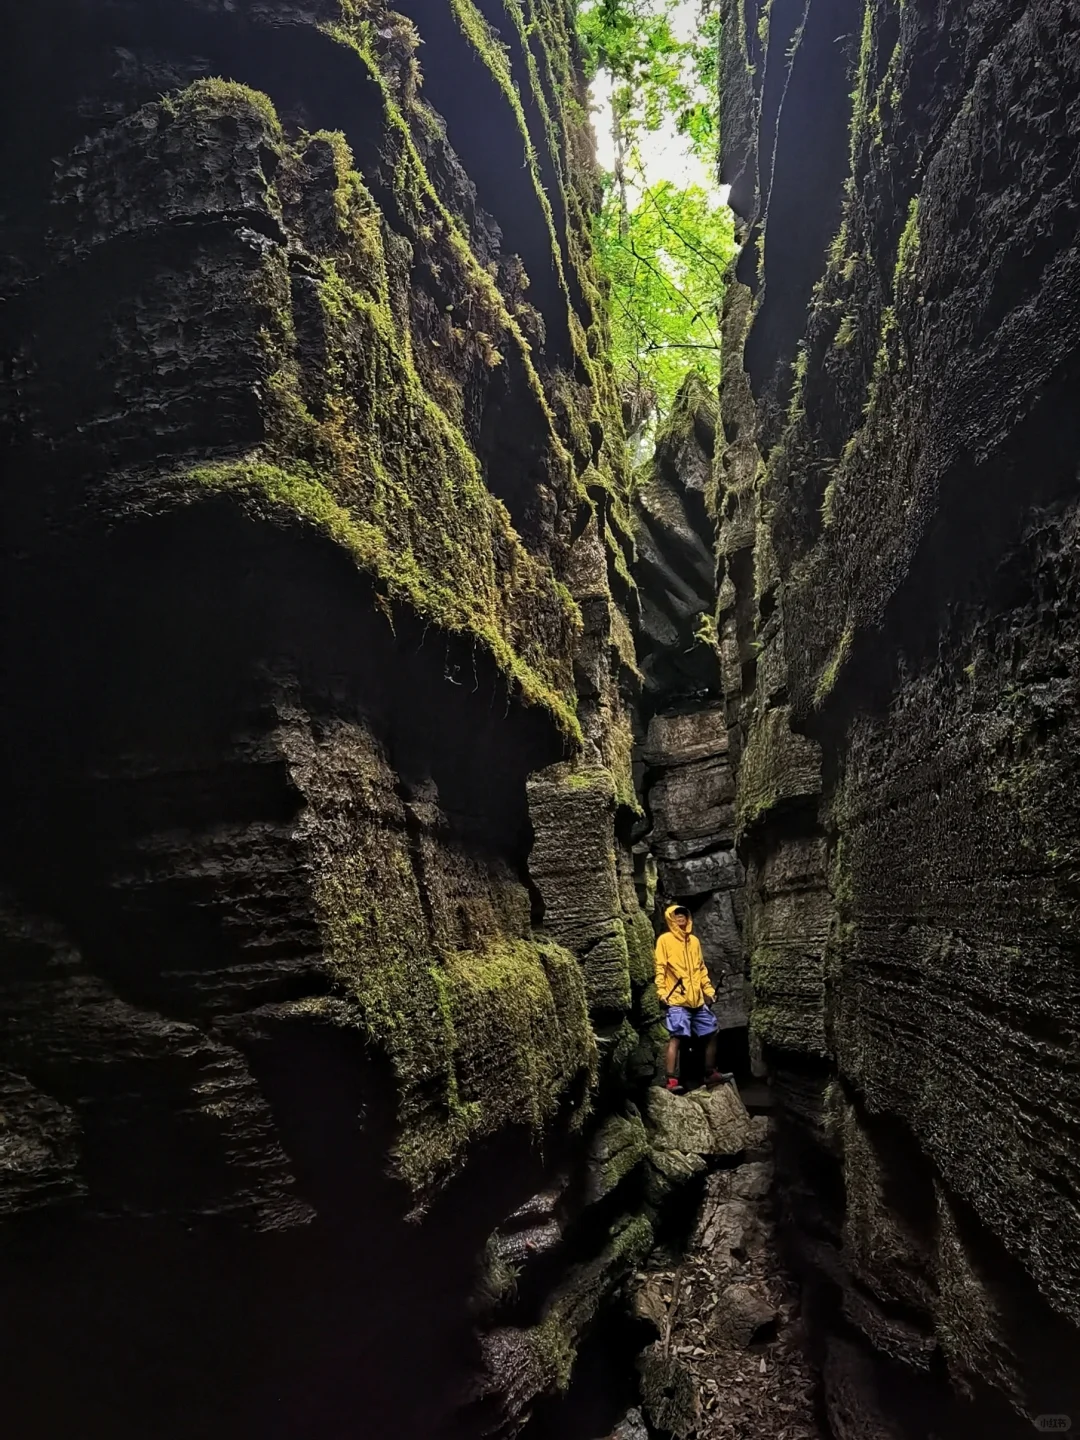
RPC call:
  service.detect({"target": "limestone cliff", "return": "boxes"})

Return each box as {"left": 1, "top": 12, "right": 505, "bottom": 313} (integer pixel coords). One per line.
{"left": 0, "top": 3, "right": 656, "bottom": 1436}
{"left": 718, "top": 1, "right": 1080, "bottom": 1436}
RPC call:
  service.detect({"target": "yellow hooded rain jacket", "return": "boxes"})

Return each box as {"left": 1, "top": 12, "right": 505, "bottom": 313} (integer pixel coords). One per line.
{"left": 654, "top": 904, "right": 715, "bottom": 1010}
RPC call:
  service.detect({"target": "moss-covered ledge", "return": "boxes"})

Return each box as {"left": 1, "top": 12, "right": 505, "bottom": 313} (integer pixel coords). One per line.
{"left": 73, "top": 74, "right": 588, "bottom": 740}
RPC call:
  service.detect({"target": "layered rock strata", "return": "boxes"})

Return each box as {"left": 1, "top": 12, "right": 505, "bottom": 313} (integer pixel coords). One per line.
{"left": 633, "top": 387, "right": 750, "bottom": 1046}
{"left": 718, "top": 0, "right": 1080, "bottom": 1435}
{"left": 0, "top": 3, "right": 654, "bottom": 1436}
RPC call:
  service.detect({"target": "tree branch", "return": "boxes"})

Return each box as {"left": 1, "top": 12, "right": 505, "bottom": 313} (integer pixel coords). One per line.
{"left": 639, "top": 183, "right": 731, "bottom": 285}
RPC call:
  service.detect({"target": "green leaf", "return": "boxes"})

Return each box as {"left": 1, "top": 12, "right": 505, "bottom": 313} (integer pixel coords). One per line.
{"left": 578, "top": 0, "right": 734, "bottom": 428}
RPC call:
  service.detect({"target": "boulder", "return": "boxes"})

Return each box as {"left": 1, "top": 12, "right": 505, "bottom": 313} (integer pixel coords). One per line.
{"left": 645, "top": 1084, "right": 716, "bottom": 1154}
{"left": 584, "top": 1110, "right": 650, "bottom": 1204}
{"left": 527, "top": 767, "right": 631, "bottom": 1015}
{"left": 688, "top": 1085, "right": 752, "bottom": 1156}
{"left": 642, "top": 709, "right": 729, "bottom": 768}
{"left": 644, "top": 1145, "right": 706, "bottom": 1207}
{"left": 730, "top": 1160, "right": 773, "bottom": 1201}
{"left": 711, "top": 1283, "right": 778, "bottom": 1348}
{"left": 638, "top": 1344, "right": 700, "bottom": 1438}
{"left": 746, "top": 1114, "right": 773, "bottom": 1150}
{"left": 629, "top": 1274, "right": 671, "bottom": 1333}
{"left": 648, "top": 753, "right": 735, "bottom": 850}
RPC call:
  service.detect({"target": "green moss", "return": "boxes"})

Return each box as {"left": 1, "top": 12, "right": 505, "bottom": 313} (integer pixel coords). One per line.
{"left": 606, "top": 1018, "right": 640, "bottom": 1085}
{"left": 895, "top": 193, "right": 921, "bottom": 287}
{"left": 328, "top": 1, "right": 630, "bottom": 510}
{"left": 849, "top": 0, "right": 876, "bottom": 166}
{"left": 867, "top": 35, "right": 904, "bottom": 147}
{"left": 280, "top": 730, "right": 595, "bottom": 1203}
{"left": 822, "top": 471, "right": 839, "bottom": 526}
{"left": 562, "top": 771, "right": 608, "bottom": 793}
{"left": 749, "top": 1003, "right": 779, "bottom": 1041}
{"left": 835, "top": 313, "right": 856, "bottom": 348}
{"left": 827, "top": 222, "right": 850, "bottom": 270}
{"left": 179, "top": 103, "right": 587, "bottom": 740}
{"left": 605, "top": 523, "right": 638, "bottom": 597}
{"left": 737, "top": 759, "right": 780, "bottom": 832}
{"left": 735, "top": 705, "right": 820, "bottom": 832}
{"left": 607, "top": 704, "right": 640, "bottom": 813}
{"left": 188, "top": 457, "right": 579, "bottom": 738}
{"left": 863, "top": 305, "right": 898, "bottom": 415}
{"left": 531, "top": 1311, "right": 577, "bottom": 1392}
{"left": 163, "top": 76, "right": 283, "bottom": 138}
{"left": 787, "top": 343, "right": 809, "bottom": 422}
{"left": 609, "top": 602, "right": 641, "bottom": 681}
{"left": 589, "top": 1108, "right": 649, "bottom": 1198}
{"left": 319, "top": 821, "right": 597, "bottom": 1193}
{"left": 751, "top": 944, "right": 825, "bottom": 1006}
{"left": 447, "top": 0, "right": 569, "bottom": 307}
{"left": 474, "top": 1234, "right": 521, "bottom": 1312}
{"left": 814, "top": 626, "right": 854, "bottom": 707}
{"left": 324, "top": 15, "right": 578, "bottom": 464}
{"left": 829, "top": 832, "right": 854, "bottom": 911}
{"left": 526, "top": 1212, "right": 654, "bottom": 1392}
{"left": 757, "top": 0, "right": 773, "bottom": 49}
{"left": 624, "top": 908, "right": 656, "bottom": 988}
{"left": 748, "top": 997, "right": 825, "bottom": 1055}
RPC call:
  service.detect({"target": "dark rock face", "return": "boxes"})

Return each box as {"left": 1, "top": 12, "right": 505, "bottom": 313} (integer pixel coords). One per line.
{"left": 633, "top": 376, "right": 722, "bottom": 707}
{"left": 0, "top": 3, "right": 656, "bottom": 1437}
{"left": 632, "top": 390, "right": 751, "bottom": 1041}
{"left": 720, "top": 1, "right": 1080, "bottom": 1436}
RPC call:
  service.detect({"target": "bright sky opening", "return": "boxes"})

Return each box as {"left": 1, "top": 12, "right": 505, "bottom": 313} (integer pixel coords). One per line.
{"left": 588, "top": 0, "right": 731, "bottom": 204}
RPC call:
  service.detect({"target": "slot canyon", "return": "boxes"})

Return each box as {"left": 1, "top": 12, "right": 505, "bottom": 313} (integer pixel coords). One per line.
{"left": 1, "top": 2, "right": 1078, "bottom": 1438}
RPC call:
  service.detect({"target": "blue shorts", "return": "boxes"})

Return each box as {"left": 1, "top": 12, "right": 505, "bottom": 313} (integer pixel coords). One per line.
{"left": 665, "top": 1005, "right": 718, "bottom": 1038}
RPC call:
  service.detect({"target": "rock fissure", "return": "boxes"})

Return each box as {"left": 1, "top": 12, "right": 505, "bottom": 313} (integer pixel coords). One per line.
{"left": 3, "top": 1, "right": 1079, "bottom": 1438}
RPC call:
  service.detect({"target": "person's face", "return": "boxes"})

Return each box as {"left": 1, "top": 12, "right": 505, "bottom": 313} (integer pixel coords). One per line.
{"left": 673, "top": 910, "right": 689, "bottom": 931}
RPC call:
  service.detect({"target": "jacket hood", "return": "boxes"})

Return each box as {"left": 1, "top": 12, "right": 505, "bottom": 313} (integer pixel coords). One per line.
{"left": 664, "top": 904, "right": 693, "bottom": 937}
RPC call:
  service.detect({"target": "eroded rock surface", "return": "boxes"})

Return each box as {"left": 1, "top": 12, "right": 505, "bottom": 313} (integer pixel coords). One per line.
{"left": 634, "top": 411, "right": 751, "bottom": 1044}
{"left": 0, "top": 3, "right": 654, "bottom": 1437}
{"left": 718, "top": 0, "right": 1080, "bottom": 1434}
{"left": 630, "top": 1114, "right": 821, "bottom": 1440}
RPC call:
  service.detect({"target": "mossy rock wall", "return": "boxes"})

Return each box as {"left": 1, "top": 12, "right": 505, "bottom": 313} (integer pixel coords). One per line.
{"left": 0, "top": 2, "right": 653, "bottom": 1435}
{"left": 720, "top": 0, "right": 1080, "bottom": 1434}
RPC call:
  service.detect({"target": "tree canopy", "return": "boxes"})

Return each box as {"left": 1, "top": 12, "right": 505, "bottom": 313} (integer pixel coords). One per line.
{"left": 578, "top": 0, "right": 734, "bottom": 434}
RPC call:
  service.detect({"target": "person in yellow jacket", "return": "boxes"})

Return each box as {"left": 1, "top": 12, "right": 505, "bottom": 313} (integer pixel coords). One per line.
{"left": 655, "top": 904, "right": 730, "bottom": 1093}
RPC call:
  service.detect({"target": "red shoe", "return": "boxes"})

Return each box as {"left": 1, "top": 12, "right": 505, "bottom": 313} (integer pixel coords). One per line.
{"left": 705, "top": 1069, "right": 735, "bottom": 1088}
{"left": 664, "top": 1076, "right": 685, "bottom": 1094}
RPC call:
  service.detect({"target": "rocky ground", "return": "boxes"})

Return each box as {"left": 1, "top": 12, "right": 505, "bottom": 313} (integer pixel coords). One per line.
{"left": 618, "top": 1091, "right": 821, "bottom": 1440}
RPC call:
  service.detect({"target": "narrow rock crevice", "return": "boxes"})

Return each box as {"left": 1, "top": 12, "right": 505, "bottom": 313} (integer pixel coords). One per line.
{"left": 3, "top": 1, "right": 1079, "bottom": 1437}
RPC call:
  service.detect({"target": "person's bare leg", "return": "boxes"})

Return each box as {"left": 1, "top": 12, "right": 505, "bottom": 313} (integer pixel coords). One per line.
{"left": 704, "top": 1034, "right": 718, "bottom": 1073}
{"left": 704, "top": 1033, "right": 735, "bottom": 1085}
{"left": 665, "top": 1035, "right": 681, "bottom": 1079}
